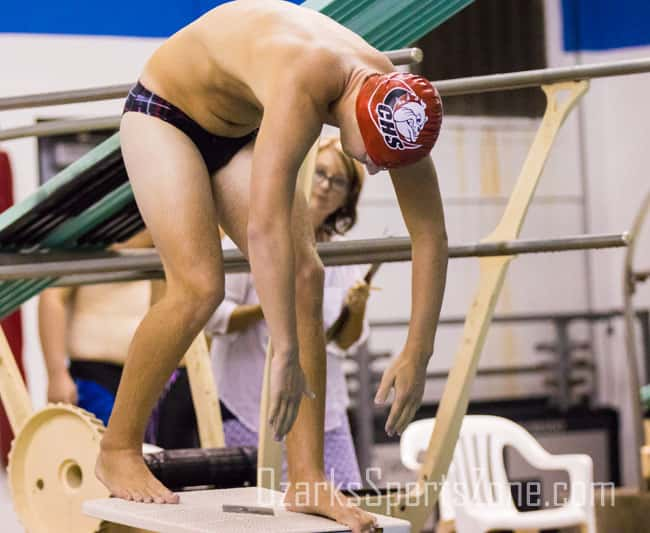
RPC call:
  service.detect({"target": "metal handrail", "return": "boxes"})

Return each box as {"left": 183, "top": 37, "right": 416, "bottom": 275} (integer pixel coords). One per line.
{"left": 0, "top": 117, "right": 121, "bottom": 142}
{"left": 2, "top": 57, "right": 650, "bottom": 141}
{"left": 435, "top": 56, "right": 650, "bottom": 96}
{"left": 0, "top": 232, "right": 622, "bottom": 285}
{"left": 0, "top": 48, "right": 422, "bottom": 112}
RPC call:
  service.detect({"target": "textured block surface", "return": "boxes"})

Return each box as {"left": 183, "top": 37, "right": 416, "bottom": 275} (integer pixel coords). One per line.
{"left": 84, "top": 487, "right": 411, "bottom": 533}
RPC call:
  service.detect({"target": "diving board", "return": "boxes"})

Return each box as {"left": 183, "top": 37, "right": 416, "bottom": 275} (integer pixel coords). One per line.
{"left": 83, "top": 487, "right": 410, "bottom": 533}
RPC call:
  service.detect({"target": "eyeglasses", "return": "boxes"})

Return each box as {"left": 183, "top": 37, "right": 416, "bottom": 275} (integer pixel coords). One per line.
{"left": 313, "top": 168, "right": 350, "bottom": 192}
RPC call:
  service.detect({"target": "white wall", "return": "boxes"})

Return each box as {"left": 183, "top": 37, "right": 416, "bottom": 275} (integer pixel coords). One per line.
{"left": 545, "top": 0, "right": 650, "bottom": 486}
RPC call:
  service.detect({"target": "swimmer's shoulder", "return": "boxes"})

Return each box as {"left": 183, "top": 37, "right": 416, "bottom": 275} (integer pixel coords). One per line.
{"left": 273, "top": 43, "right": 349, "bottom": 106}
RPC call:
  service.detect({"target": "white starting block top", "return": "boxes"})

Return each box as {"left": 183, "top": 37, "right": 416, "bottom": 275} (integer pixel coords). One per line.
{"left": 83, "top": 487, "right": 411, "bottom": 533}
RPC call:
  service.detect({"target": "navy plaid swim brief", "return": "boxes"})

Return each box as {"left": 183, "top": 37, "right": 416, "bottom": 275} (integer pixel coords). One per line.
{"left": 123, "top": 81, "right": 256, "bottom": 174}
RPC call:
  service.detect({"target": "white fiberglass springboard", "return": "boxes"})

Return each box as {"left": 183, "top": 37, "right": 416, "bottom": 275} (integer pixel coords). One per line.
{"left": 83, "top": 487, "right": 411, "bottom": 533}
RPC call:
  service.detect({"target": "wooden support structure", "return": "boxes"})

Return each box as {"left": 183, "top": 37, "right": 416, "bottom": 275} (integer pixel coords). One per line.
{"left": 183, "top": 333, "right": 225, "bottom": 448}
{"left": 0, "top": 325, "right": 32, "bottom": 434}
{"left": 257, "top": 342, "right": 283, "bottom": 491}
{"left": 642, "top": 446, "right": 650, "bottom": 487}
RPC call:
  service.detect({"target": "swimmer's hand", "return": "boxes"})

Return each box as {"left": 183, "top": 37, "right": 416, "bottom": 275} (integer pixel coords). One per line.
{"left": 269, "top": 351, "right": 315, "bottom": 440}
{"left": 375, "top": 352, "right": 428, "bottom": 437}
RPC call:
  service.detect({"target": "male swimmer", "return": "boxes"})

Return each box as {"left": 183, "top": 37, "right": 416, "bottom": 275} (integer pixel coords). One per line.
{"left": 97, "top": 2, "right": 446, "bottom": 531}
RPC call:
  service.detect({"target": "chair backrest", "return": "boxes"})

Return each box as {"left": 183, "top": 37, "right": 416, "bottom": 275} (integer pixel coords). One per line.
{"left": 401, "top": 415, "right": 541, "bottom": 520}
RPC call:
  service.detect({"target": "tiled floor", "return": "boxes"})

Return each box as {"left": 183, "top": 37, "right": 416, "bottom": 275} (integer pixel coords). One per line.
{"left": 0, "top": 469, "right": 24, "bottom": 532}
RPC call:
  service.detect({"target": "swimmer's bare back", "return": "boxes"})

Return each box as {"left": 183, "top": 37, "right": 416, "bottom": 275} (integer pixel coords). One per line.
{"left": 139, "top": 0, "right": 393, "bottom": 139}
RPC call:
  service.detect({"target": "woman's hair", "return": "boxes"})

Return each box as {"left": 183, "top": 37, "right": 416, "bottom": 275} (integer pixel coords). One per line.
{"left": 317, "top": 137, "right": 365, "bottom": 237}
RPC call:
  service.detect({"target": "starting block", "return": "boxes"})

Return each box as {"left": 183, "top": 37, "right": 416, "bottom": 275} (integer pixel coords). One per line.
{"left": 83, "top": 487, "right": 411, "bottom": 532}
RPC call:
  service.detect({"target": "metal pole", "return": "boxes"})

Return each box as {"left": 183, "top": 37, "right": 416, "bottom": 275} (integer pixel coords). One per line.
{"left": 53, "top": 270, "right": 163, "bottom": 287}
{"left": 424, "top": 363, "right": 558, "bottom": 380}
{"left": 384, "top": 47, "right": 423, "bottom": 66}
{"left": 0, "top": 49, "right": 422, "bottom": 112}
{"left": 639, "top": 311, "right": 650, "bottom": 385}
{"left": 0, "top": 116, "right": 121, "bottom": 142}
{"left": 0, "top": 232, "right": 628, "bottom": 282}
{"left": 0, "top": 84, "right": 131, "bottom": 112}
{"left": 436, "top": 57, "right": 650, "bottom": 96}
{"left": 370, "top": 309, "right": 650, "bottom": 328}
{"left": 3, "top": 55, "right": 647, "bottom": 112}
{"left": 2, "top": 57, "right": 650, "bottom": 141}
{"left": 554, "top": 319, "right": 572, "bottom": 412}
{"left": 355, "top": 342, "right": 374, "bottom": 481}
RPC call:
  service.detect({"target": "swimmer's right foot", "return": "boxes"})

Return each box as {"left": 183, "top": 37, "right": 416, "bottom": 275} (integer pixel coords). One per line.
{"left": 96, "top": 446, "right": 179, "bottom": 504}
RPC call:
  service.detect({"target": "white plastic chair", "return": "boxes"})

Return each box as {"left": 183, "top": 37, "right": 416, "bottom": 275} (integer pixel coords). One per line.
{"left": 400, "top": 415, "right": 596, "bottom": 533}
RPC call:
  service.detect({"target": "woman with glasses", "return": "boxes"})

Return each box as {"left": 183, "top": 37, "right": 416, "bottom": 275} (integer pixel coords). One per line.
{"left": 206, "top": 137, "right": 369, "bottom": 489}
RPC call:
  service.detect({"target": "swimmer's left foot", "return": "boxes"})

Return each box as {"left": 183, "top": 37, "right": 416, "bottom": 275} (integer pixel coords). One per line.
{"left": 284, "top": 475, "right": 378, "bottom": 533}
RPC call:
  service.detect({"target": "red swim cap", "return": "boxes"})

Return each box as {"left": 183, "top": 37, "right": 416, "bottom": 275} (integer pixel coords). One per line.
{"left": 356, "top": 72, "right": 443, "bottom": 169}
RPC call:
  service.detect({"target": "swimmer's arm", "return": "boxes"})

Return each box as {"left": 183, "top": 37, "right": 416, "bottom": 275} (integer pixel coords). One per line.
{"left": 389, "top": 157, "right": 448, "bottom": 363}
{"left": 38, "top": 287, "right": 75, "bottom": 379}
{"left": 247, "top": 64, "right": 336, "bottom": 356}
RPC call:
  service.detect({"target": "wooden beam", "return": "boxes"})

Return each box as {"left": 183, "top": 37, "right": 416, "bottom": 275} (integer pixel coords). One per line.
{"left": 0, "top": 325, "right": 32, "bottom": 433}
{"left": 184, "top": 333, "right": 225, "bottom": 448}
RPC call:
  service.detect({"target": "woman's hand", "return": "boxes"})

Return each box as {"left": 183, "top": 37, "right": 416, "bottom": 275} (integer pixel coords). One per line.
{"left": 344, "top": 280, "right": 371, "bottom": 314}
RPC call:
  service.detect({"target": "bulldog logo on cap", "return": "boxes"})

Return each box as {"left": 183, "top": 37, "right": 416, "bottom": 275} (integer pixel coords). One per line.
{"left": 374, "top": 85, "right": 428, "bottom": 151}
{"left": 356, "top": 72, "right": 443, "bottom": 169}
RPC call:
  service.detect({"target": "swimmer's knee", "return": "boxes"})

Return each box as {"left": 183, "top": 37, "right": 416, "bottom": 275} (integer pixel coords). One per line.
{"left": 167, "top": 268, "right": 224, "bottom": 315}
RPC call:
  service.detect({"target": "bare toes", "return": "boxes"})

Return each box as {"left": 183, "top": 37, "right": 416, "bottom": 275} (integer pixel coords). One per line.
{"left": 147, "top": 485, "right": 167, "bottom": 504}
{"left": 164, "top": 491, "right": 179, "bottom": 504}
{"left": 112, "top": 489, "right": 129, "bottom": 500}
